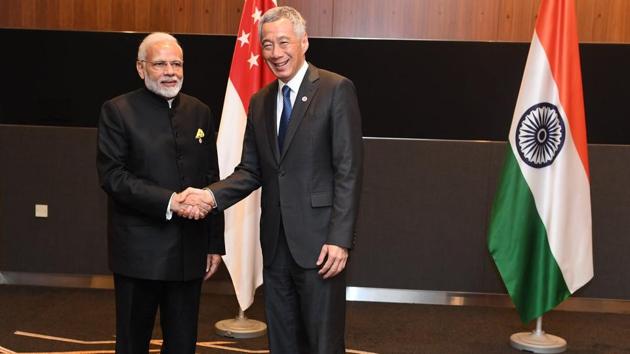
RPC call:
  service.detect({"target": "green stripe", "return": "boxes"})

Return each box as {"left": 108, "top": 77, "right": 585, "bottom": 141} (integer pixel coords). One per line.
{"left": 488, "top": 147, "right": 570, "bottom": 323}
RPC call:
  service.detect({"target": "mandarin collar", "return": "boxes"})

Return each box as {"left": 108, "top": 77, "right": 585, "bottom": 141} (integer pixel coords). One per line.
{"left": 142, "top": 87, "right": 180, "bottom": 109}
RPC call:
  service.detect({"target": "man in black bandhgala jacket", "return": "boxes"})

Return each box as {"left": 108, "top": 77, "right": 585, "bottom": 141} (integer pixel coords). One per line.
{"left": 96, "top": 32, "right": 224, "bottom": 354}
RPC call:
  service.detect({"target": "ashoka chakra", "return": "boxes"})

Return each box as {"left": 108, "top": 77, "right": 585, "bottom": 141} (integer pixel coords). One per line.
{"left": 515, "top": 102, "right": 565, "bottom": 168}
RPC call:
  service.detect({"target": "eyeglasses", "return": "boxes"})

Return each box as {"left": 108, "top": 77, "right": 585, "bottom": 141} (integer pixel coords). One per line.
{"left": 139, "top": 60, "right": 184, "bottom": 71}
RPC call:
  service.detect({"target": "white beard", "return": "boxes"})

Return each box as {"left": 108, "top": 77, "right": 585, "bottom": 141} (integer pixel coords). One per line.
{"left": 145, "top": 75, "right": 183, "bottom": 99}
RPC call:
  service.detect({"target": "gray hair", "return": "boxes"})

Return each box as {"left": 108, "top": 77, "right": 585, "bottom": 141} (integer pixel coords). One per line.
{"left": 258, "top": 6, "right": 306, "bottom": 41}
{"left": 137, "top": 32, "right": 182, "bottom": 61}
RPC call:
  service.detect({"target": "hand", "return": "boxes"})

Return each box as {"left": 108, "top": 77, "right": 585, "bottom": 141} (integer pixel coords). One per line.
{"left": 170, "top": 193, "right": 198, "bottom": 216}
{"left": 205, "top": 254, "right": 222, "bottom": 280}
{"left": 175, "top": 187, "right": 215, "bottom": 220}
{"left": 173, "top": 194, "right": 208, "bottom": 220}
{"left": 316, "top": 244, "right": 348, "bottom": 279}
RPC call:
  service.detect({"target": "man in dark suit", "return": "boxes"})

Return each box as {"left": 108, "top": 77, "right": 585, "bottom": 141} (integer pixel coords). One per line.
{"left": 178, "top": 6, "right": 363, "bottom": 353}
{"left": 96, "top": 32, "right": 224, "bottom": 354}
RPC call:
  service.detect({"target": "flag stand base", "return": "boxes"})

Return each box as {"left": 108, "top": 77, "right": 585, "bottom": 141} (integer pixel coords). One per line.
{"left": 510, "top": 317, "right": 566, "bottom": 353}
{"left": 215, "top": 309, "right": 267, "bottom": 339}
{"left": 510, "top": 331, "right": 566, "bottom": 353}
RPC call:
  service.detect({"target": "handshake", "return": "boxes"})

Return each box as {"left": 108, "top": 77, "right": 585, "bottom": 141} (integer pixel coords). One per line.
{"left": 171, "top": 187, "right": 216, "bottom": 220}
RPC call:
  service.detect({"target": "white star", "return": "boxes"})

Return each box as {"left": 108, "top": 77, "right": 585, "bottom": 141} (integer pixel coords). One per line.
{"left": 237, "top": 30, "right": 250, "bottom": 47}
{"left": 247, "top": 52, "right": 259, "bottom": 69}
{"left": 252, "top": 7, "right": 262, "bottom": 24}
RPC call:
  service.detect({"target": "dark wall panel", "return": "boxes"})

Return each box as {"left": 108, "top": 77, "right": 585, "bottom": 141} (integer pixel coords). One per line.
{"left": 0, "top": 30, "right": 234, "bottom": 130}
{"left": 1, "top": 30, "right": 630, "bottom": 144}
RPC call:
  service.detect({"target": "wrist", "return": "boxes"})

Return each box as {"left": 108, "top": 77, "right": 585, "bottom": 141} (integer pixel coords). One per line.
{"left": 203, "top": 187, "right": 217, "bottom": 208}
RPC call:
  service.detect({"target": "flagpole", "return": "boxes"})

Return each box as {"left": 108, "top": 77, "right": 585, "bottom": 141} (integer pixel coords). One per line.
{"left": 510, "top": 316, "right": 566, "bottom": 353}
{"left": 215, "top": 307, "right": 267, "bottom": 339}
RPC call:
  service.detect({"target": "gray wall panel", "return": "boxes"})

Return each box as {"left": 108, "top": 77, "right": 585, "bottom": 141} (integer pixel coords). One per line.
{"left": 348, "top": 139, "right": 506, "bottom": 293}
{"left": 0, "top": 125, "right": 108, "bottom": 274}
{"left": 581, "top": 146, "right": 630, "bottom": 298}
{"left": 347, "top": 138, "right": 630, "bottom": 300}
{"left": 1, "top": 125, "right": 629, "bottom": 299}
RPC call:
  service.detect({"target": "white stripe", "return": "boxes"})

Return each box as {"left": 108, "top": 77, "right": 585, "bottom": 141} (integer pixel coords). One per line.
{"left": 508, "top": 33, "right": 593, "bottom": 293}
{"left": 217, "top": 80, "right": 264, "bottom": 311}
{"left": 217, "top": 80, "right": 247, "bottom": 177}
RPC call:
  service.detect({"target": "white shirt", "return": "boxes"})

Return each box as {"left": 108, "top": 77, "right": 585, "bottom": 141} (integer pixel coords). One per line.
{"left": 276, "top": 61, "right": 309, "bottom": 133}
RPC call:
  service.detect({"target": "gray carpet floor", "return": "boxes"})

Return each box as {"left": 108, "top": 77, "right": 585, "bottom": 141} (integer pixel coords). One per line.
{"left": 1, "top": 285, "right": 630, "bottom": 353}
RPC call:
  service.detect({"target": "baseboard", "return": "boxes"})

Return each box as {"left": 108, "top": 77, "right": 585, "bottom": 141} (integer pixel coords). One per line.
{"left": 2, "top": 271, "right": 629, "bottom": 315}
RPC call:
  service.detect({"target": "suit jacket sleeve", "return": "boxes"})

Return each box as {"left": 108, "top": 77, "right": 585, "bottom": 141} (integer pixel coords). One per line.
{"left": 205, "top": 108, "right": 226, "bottom": 254}
{"left": 328, "top": 77, "right": 363, "bottom": 249}
{"left": 210, "top": 105, "right": 263, "bottom": 210}
{"left": 96, "top": 100, "right": 173, "bottom": 218}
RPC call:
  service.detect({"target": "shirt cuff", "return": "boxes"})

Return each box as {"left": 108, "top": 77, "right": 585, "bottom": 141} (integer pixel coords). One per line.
{"left": 166, "top": 192, "right": 175, "bottom": 220}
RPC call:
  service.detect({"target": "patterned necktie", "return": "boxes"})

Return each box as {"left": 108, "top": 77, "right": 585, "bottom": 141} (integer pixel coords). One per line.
{"left": 278, "top": 85, "right": 292, "bottom": 152}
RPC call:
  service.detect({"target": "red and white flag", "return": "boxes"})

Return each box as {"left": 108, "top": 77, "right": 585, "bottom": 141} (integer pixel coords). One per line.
{"left": 217, "top": 0, "right": 277, "bottom": 311}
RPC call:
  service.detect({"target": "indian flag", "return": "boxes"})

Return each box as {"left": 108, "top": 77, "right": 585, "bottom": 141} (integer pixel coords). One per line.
{"left": 488, "top": 0, "right": 593, "bottom": 324}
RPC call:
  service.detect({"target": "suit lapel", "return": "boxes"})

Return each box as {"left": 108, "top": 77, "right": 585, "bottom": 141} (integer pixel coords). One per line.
{"left": 280, "top": 65, "right": 320, "bottom": 161}
{"left": 263, "top": 82, "right": 281, "bottom": 162}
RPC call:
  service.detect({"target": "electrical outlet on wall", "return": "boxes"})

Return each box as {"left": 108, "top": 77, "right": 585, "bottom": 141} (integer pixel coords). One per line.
{"left": 35, "top": 204, "right": 48, "bottom": 218}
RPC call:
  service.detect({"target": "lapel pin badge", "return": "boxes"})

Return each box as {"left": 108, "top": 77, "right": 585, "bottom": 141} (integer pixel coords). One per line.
{"left": 301, "top": 96, "right": 308, "bottom": 102}
{"left": 195, "top": 128, "right": 205, "bottom": 143}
